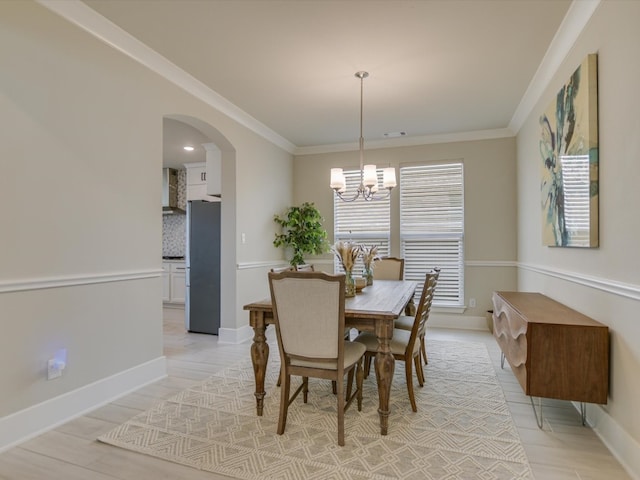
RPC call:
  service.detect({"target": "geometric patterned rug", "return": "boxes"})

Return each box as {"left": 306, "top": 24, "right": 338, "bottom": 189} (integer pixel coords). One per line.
{"left": 98, "top": 340, "right": 533, "bottom": 479}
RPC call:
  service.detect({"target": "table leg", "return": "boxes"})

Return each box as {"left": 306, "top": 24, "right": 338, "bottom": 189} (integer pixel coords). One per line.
{"left": 250, "top": 311, "right": 268, "bottom": 416}
{"left": 374, "top": 321, "right": 395, "bottom": 435}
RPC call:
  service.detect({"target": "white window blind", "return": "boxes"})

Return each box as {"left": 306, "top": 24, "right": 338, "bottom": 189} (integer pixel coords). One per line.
{"left": 400, "top": 162, "right": 464, "bottom": 306}
{"left": 333, "top": 169, "right": 390, "bottom": 274}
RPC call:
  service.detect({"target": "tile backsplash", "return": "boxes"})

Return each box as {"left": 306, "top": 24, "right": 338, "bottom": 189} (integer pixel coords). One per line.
{"left": 163, "top": 214, "right": 186, "bottom": 256}
{"left": 162, "top": 169, "right": 187, "bottom": 257}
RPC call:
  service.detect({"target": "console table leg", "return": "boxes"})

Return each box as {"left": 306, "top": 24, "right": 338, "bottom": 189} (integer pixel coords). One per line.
{"left": 580, "top": 402, "right": 587, "bottom": 426}
{"left": 529, "top": 396, "right": 544, "bottom": 429}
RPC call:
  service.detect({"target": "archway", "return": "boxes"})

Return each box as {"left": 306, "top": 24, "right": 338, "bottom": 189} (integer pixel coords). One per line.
{"left": 163, "top": 114, "right": 237, "bottom": 337}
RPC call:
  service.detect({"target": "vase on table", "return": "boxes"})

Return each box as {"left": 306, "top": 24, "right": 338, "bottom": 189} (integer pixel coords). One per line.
{"left": 363, "top": 266, "right": 374, "bottom": 286}
{"left": 345, "top": 270, "right": 356, "bottom": 297}
{"left": 361, "top": 245, "right": 378, "bottom": 286}
{"left": 331, "top": 240, "right": 361, "bottom": 298}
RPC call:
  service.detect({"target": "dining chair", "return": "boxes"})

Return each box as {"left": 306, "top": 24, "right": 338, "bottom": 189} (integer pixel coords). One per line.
{"left": 268, "top": 270, "right": 366, "bottom": 446}
{"left": 373, "top": 257, "right": 404, "bottom": 280}
{"left": 354, "top": 268, "right": 439, "bottom": 412}
{"left": 295, "top": 263, "right": 315, "bottom": 271}
{"left": 372, "top": 257, "right": 416, "bottom": 315}
{"left": 394, "top": 267, "right": 440, "bottom": 365}
{"left": 271, "top": 265, "right": 295, "bottom": 273}
{"left": 272, "top": 264, "right": 344, "bottom": 392}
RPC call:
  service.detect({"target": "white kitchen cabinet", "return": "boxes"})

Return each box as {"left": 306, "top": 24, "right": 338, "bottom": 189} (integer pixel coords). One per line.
{"left": 186, "top": 163, "right": 207, "bottom": 186}
{"left": 185, "top": 160, "right": 220, "bottom": 201}
{"left": 163, "top": 261, "right": 186, "bottom": 304}
{"left": 185, "top": 163, "right": 207, "bottom": 201}
{"left": 162, "top": 263, "right": 171, "bottom": 302}
{"left": 170, "top": 263, "right": 186, "bottom": 303}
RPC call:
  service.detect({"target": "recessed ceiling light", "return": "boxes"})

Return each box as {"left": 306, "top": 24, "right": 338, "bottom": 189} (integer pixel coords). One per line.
{"left": 383, "top": 131, "right": 407, "bottom": 138}
{"left": 183, "top": 145, "right": 195, "bottom": 151}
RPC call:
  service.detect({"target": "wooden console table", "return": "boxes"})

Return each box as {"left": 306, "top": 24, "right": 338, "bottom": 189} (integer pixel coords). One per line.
{"left": 492, "top": 291, "right": 609, "bottom": 427}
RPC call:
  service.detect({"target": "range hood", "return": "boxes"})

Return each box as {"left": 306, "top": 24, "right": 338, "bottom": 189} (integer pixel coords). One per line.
{"left": 162, "top": 168, "right": 185, "bottom": 214}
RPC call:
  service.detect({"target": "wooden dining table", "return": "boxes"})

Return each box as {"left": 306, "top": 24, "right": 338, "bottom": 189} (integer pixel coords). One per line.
{"left": 243, "top": 279, "right": 417, "bottom": 435}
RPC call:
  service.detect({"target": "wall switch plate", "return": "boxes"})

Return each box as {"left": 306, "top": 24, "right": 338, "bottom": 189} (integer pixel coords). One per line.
{"left": 469, "top": 298, "right": 477, "bottom": 308}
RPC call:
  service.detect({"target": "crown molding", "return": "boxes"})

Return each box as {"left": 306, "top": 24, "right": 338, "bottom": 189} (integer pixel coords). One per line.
{"left": 509, "top": 0, "right": 601, "bottom": 133}
{"left": 294, "top": 128, "right": 515, "bottom": 156}
{"left": 36, "top": 0, "right": 296, "bottom": 154}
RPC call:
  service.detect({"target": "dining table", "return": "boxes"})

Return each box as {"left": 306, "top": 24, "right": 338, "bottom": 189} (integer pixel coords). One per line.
{"left": 243, "top": 279, "right": 417, "bottom": 436}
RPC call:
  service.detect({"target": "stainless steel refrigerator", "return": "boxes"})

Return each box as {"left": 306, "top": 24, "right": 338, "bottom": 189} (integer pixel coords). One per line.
{"left": 185, "top": 200, "right": 221, "bottom": 335}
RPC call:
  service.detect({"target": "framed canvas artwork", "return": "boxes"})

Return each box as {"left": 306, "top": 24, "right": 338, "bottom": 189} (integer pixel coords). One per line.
{"left": 540, "top": 53, "right": 599, "bottom": 247}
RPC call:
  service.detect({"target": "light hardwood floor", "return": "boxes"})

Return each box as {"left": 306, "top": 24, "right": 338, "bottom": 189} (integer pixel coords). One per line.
{"left": 0, "top": 307, "right": 632, "bottom": 480}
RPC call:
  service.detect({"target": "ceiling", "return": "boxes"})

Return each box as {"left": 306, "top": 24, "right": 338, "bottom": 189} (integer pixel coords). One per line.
{"left": 80, "top": 0, "right": 575, "bottom": 167}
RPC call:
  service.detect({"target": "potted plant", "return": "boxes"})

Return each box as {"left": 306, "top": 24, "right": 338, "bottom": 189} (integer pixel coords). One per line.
{"left": 273, "top": 202, "right": 330, "bottom": 266}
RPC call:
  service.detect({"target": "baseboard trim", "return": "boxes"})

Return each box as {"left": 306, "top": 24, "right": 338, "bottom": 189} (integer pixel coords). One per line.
{"left": 428, "top": 313, "right": 488, "bottom": 331}
{"left": 218, "top": 325, "right": 254, "bottom": 344}
{"left": 0, "top": 356, "right": 167, "bottom": 453}
{"left": 576, "top": 402, "right": 640, "bottom": 480}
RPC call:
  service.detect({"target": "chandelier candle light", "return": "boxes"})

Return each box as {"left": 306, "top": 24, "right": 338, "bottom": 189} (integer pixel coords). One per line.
{"left": 330, "top": 72, "right": 397, "bottom": 202}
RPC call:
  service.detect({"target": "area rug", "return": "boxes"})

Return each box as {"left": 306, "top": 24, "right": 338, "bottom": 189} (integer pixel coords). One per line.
{"left": 98, "top": 340, "right": 533, "bottom": 479}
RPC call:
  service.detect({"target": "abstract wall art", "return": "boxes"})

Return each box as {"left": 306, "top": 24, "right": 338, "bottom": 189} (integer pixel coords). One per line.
{"left": 540, "top": 54, "right": 598, "bottom": 247}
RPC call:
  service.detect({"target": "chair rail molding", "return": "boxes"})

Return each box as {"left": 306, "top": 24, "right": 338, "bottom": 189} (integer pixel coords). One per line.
{"left": 465, "top": 260, "right": 517, "bottom": 268}
{"left": 518, "top": 262, "right": 640, "bottom": 302}
{"left": 0, "top": 269, "right": 162, "bottom": 294}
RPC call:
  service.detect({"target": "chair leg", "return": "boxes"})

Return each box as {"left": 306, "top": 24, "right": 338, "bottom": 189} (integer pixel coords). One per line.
{"left": 414, "top": 354, "right": 424, "bottom": 387}
{"left": 277, "top": 372, "right": 291, "bottom": 435}
{"left": 356, "top": 359, "right": 364, "bottom": 411}
{"left": 419, "top": 355, "right": 426, "bottom": 385}
{"left": 346, "top": 369, "right": 354, "bottom": 400}
{"left": 363, "top": 354, "right": 372, "bottom": 379}
{"left": 336, "top": 372, "right": 345, "bottom": 446}
{"left": 405, "top": 359, "right": 417, "bottom": 412}
{"left": 421, "top": 335, "right": 428, "bottom": 365}
{"left": 332, "top": 381, "right": 337, "bottom": 394}
{"left": 303, "top": 377, "right": 309, "bottom": 403}
{"left": 277, "top": 365, "right": 282, "bottom": 387}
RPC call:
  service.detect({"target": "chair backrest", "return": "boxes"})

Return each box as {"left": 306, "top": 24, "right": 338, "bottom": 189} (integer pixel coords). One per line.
{"left": 295, "top": 263, "right": 315, "bottom": 272}
{"left": 268, "top": 271, "right": 346, "bottom": 362}
{"left": 373, "top": 257, "right": 405, "bottom": 280}
{"left": 408, "top": 268, "right": 440, "bottom": 352}
{"left": 271, "top": 265, "right": 294, "bottom": 274}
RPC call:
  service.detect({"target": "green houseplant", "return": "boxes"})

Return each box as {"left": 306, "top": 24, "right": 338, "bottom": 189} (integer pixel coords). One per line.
{"left": 273, "top": 202, "right": 330, "bottom": 266}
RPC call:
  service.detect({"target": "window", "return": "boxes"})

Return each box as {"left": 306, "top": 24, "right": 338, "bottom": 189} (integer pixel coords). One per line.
{"left": 333, "top": 169, "right": 390, "bottom": 274}
{"left": 400, "top": 162, "right": 464, "bottom": 307}
{"left": 332, "top": 162, "right": 465, "bottom": 307}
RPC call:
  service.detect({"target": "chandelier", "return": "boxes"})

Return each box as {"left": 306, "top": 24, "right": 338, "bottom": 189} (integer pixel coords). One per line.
{"left": 330, "top": 71, "right": 397, "bottom": 202}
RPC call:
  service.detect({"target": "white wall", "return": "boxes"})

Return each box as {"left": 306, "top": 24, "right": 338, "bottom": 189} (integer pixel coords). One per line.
{"left": 0, "top": 1, "right": 292, "bottom": 449}
{"left": 516, "top": 1, "right": 640, "bottom": 476}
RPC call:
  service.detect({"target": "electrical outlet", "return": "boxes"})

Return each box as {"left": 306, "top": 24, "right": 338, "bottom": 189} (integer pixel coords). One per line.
{"left": 47, "top": 359, "right": 63, "bottom": 380}
{"left": 469, "top": 298, "right": 477, "bottom": 308}
{"left": 47, "top": 349, "right": 67, "bottom": 380}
